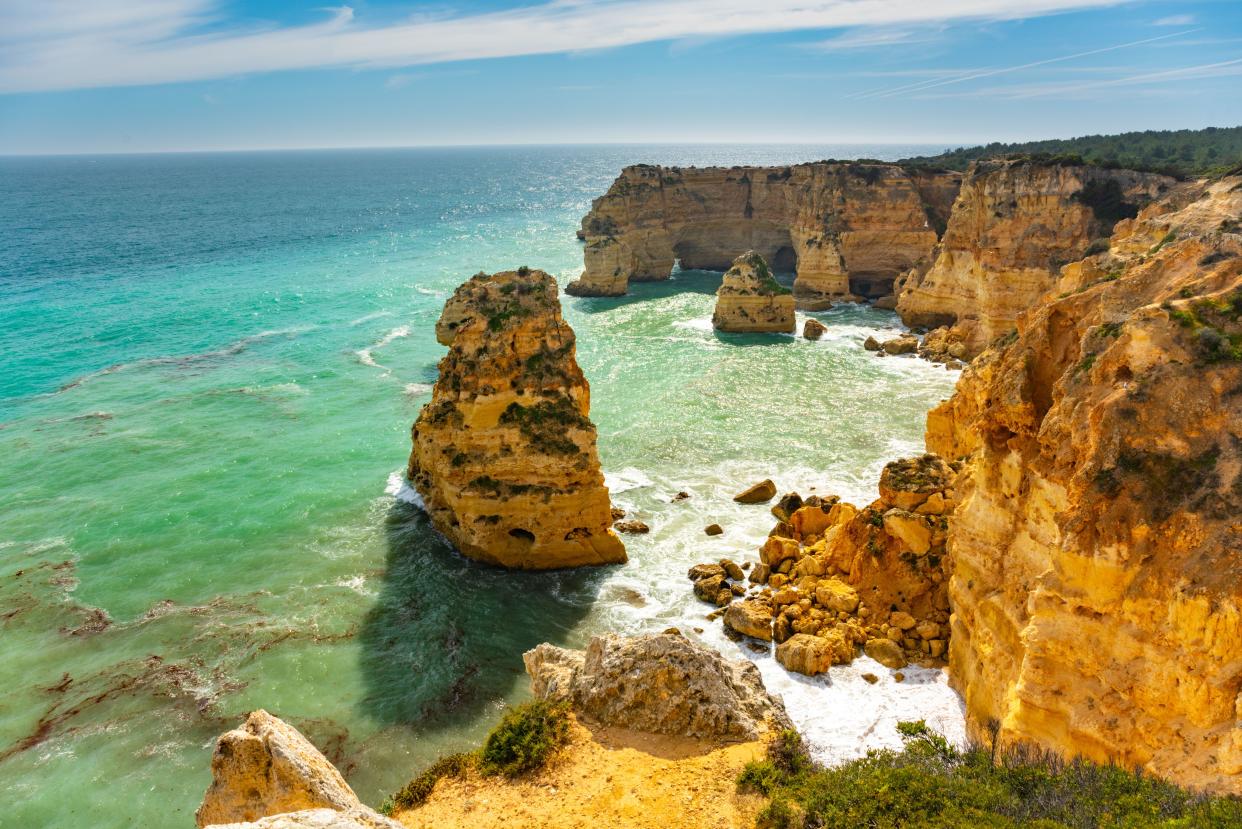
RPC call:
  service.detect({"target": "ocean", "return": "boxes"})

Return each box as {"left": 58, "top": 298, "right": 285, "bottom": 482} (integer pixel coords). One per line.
{"left": 0, "top": 144, "right": 964, "bottom": 828}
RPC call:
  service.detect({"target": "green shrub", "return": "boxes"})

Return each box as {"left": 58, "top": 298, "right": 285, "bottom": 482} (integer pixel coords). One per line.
{"left": 479, "top": 699, "right": 570, "bottom": 777}
{"left": 390, "top": 752, "right": 475, "bottom": 810}
{"left": 737, "top": 721, "right": 1242, "bottom": 828}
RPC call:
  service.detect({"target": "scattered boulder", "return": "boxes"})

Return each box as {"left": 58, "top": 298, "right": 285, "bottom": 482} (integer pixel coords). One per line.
{"left": 688, "top": 563, "right": 726, "bottom": 581}
{"left": 880, "top": 334, "right": 919, "bottom": 355}
{"left": 704, "top": 523, "right": 724, "bottom": 536}
{"left": 719, "top": 559, "right": 745, "bottom": 581}
{"left": 771, "top": 492, "right": 804, "bottom": 522}
{"left": 724, "top": 599, "right": 774, "bottom": 641}
{"left": 814, "top": 579, "right": 859, "bottom": 614}
{"left": 872, "top": 295, "right": 898, "bottom": 310}
{"left": 864, "top": 638, "right": 908, "bottom": 670}
{"left": 863, "top": 335, "right": 881, "bottom": 351}
{"left": 614, "top": 520, "right": 650, "bottom": 534}
{"left": 524, "top": 632, "right": 792, "bottom": 740}
{"left": 775, "top": 630, "right": 853, "bottom": 676}
{"left": 748, "top": 563, "right": 771, "bottom": 584}
{"left": 734, "top": 479, "right": 777, "bottom": 503}
{"left": 196, "top": 711, "right": 397, "bottom": 829}
{"left": 802, "top": 319, "right": 827, "bottom": 340}
{"left": 610, "top": 507, "right": 627, "bottom": 521}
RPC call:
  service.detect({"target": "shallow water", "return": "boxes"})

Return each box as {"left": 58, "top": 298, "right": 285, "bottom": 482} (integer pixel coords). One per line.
{"left": 0, "top": 144, "right": 961, "bottom": 827}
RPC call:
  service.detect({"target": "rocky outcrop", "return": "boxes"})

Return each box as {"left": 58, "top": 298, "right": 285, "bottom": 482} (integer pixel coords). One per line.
{"left": 407, "top": 268, "right": 625, "bottom": 569}
{"left": 196, "top": 711, "right": 399, "bottom": 829}
{"left": 570, "top": 163, "right": 960, "bottom": 307}
{"left": 711, "top": 252, "right": 795, "bottom": 333}
{"left": 700, "top": 457, "right": 956, "bottom": 674}
{"left": 208, "top": 808, "right": 402, "bottom": 829}
{"left": 928, "top": 176, "right": 1242, "bottom": 793}
{"left": 897, "top": 159, "right": 1174, "bottom": 358}
{"left": 524, "top": 632, "right": 791, "bottom": 740}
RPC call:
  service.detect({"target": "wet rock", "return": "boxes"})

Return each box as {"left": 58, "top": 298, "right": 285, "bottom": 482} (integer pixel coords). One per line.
{"left": 688, "top": 563, "right": 726, "bottom": 582}
{"left": 672, "top": 491, "right": 691, "bottom": 502}
{"left": 704, "top": 523, "right": 724, "bottom": 536}
{"left": 724, "top": 599, "right": 774, "bottom": 641}
{"left": 524, "top": 632, "right": 792, "bottom": 740}
{"left": 719, "top": 559, "right": 744, "bottom": 581}
{"left": 734, "top": 479, "right": 777, "bottom": 504}
{"left": 863, "top": 335, "right": 881, "bottom": 351}
{"left": 775, "top": 631, "right": 852, "bottom": 676}
{"left": 770, "top": 492, "right": 804, "bottom": 523}
{"left": 881, "top": 334, "right": 919, "bottom": 355}
{"left": 872, "top": 295, "right": 898, "bottom": 310}
{"left": 864, "top": 638, "right": 907, "bottom": 670}
{"left": 692, "top": 574, "right": 727, "bottom": 604}
{"left": 614, "top": 520, "right": 650, "bottom": 535}
{"left": 748, "top": 563, "right": 771, "bottom": 585}
{"left": 610, "top": 507, "right": 627, "bottom": 521}
{"left": 802, "top": 319, "right": 827, "bottom": 340}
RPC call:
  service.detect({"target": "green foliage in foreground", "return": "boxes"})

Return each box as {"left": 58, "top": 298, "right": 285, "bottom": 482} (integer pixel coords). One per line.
{"left": 384, "top": 699, "right": 571, "bottom": 813}
{"left": 738, "top": 722, "right": 1242, "bottom": 828}
{"left": 902, "top": 125, "right": 1242, "bottom": 179}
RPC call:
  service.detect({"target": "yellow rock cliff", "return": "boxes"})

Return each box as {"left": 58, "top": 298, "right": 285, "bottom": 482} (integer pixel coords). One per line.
{"left": 928, "top": 176, "right": 1242, "bottom": 793}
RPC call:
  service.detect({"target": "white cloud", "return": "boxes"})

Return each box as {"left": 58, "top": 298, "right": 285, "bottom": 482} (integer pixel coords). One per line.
{"left": 809, "top": 27, "right": 940, "bottom": 50}
{"left": 1154, "top": 14, "right": 1195, "bottom": 26}
{"left": 0, "top": 0, "right": 1134, "bottom": 94}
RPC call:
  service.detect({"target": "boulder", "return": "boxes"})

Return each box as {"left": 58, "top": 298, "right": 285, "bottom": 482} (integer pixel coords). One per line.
{"left": 614, "top": 520, "right": 650, "bottom": 534}
{"left": 802, "top": 319, "right": 827, "bottom": 340}
{"left": 881, "top": 334, "right": 919, "bottom": 355}
{"left": 206, "top": 808, "right": 401, "bottom": 829}
{"left": 878, "top": 455, "right": 954, "bottom": 510}
{"left": 864, "top": 638, "right": 907, "bottom": 670}
{"left": 719, "top": 559, "right": 744, "bottom": 580}
{"left": 524, "top": 632, "right": 791, "bottom": 741}
{"left": 863, "top": 335, "right": 881, "bottom": 351}
{"left": 813, "top": 579, "right": 859, "bottom": 614}
{"left": 723, "top": 600, "right": 774, "bottom": 641}
{"left": 704, "top": 523, "right": 724, "bottom": 536}
{"left": 775, "top": 631, "right": 853, "bottom": 676}
{"left": 770, "top": 492, "right": 804, "bottom": 523}
{"left": 196, "top": 711, "right": 388, "bottom": 828}
{"left": 688, "top": 563, "right": 726, "bottom": 581}
{"left": 692, "top": 574, "right": 727, "bottom": 604}
{"left": 872, "top": 295, "right": 898, "bottom": 310}
{"left": 882, "top": 510, "right": 933, "bottom": 555}
{"left": 734, "top": 479, "right": 777, "bottom": 504}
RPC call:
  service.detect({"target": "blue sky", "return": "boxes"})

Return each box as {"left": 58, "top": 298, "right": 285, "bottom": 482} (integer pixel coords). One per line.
{"left": 1, "top": 0, "right": 1240, "bottom": 154}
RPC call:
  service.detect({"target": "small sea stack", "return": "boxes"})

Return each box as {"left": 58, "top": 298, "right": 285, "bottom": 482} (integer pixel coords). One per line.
{"left": 407, "top": 268, "right": 626, "bottom": 569}
{"left": 711, "top": 251, "right": 796, "bottom": 334}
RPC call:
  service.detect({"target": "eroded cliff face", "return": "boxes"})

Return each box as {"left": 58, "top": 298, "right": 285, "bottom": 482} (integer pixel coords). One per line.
{"left": 898, "top": 160, "right": 1174, "bottom": 358}
{"left": 928, "top": 177, "right": 1242, "bottom": 792}
{"left": 570, "top": 163, "right": 960, "bottom": 307}
{"left": 712, "top": 251, "right": 795, "bottom": 333}
{"left": 408, "top": 269, "right": 625, "bottom": 569}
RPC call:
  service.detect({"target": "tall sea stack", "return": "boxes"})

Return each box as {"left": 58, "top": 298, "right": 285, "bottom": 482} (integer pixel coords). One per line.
{"left": 408, "top": 268, "right": 626, "bottom": 569}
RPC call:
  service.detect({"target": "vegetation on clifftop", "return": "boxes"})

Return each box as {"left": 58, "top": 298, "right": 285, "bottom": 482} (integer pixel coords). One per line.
{"left": 903, "top": 125, "right": 1242, "bottom": 179}
{"left": 738, "top": 723, "right": 1242, "bottom": 828}
{"left": 384, "top": 700, "right": 571, "bottom": 813}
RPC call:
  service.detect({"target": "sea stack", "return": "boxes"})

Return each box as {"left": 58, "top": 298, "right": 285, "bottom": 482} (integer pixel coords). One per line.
{"left": 408, "top": 268, "right": 626, "bottom": 569}
{"left": 712, "top": 252, "right": 796, "bottom": 333}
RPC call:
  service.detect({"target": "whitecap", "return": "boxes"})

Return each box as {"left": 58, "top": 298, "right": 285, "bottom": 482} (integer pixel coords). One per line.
{"left": 350, "top": 311, "right": 394, "bottom": 326}
{"left": 403, "top": 383, "right": 434, "bottom": 397}
{"left": 385, "top": 471, "right": 425, "bottom": 508}
{"left": 603, "top": 468, "right": 654, "bottom": 493}
{"left": 355, "top": 325, "right": 411, "bottom": 373}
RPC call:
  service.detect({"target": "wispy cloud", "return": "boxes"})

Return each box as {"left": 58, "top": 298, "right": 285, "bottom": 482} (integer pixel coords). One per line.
{"left": 849, "top": 27, "right": 1199, "bottom": 99}
{"left": 1154, "top": 14, "right": 1195, "bottom": 26}
{"left": 808, "top": 27, "right": 941, "bottom": 50}
{"left": 0, "top": 0, "right": 1135, "bottom": 94}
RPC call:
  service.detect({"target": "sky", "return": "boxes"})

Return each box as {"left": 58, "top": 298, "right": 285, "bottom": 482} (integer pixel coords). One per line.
{"left": 0, "top": 0, "right": 1240, "bottom": 154}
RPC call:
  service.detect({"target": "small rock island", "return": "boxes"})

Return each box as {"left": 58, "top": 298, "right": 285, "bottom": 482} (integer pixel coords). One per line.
{"left": 711, "top": 251, "right": 795, "bottom": 333}
{"left": 407, "top": 268, "right": 625, "bottom": 569}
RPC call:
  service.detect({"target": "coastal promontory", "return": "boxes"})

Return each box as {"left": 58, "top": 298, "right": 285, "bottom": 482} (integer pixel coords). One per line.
{"left": 407, "top": 268, "right": 626, "bottom": 569}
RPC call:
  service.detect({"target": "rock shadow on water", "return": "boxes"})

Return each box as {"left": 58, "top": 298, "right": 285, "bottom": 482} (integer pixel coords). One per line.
{"left": 357, "top": 500, "right": 608, "bottom": 735}
{"left": 565, "top": 268, "right": 722, "bottom": 312}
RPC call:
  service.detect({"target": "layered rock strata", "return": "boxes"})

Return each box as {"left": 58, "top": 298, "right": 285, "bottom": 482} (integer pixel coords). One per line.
{"left": 928, "top": 176, "right": 1242, "bottom": 793}
{"left": 690, "top": 456, "right": 957, "bottom": 675}
{"left": 711, "top": 251, "right": 795, "bottom": 333}
{"left": 524, "top": 631, "right": 791, "bottom": 740}
{"left": 570, "top": 163, "right": 960, "bottom": 307}
{"left": 897, "top": 159, "right": 1174, "bottom": 357}
{"left": 196, "top": 710, "right": 400, "bottom": 829}
{"left": 408, "top": 269, "right": 625, "bottom": 569}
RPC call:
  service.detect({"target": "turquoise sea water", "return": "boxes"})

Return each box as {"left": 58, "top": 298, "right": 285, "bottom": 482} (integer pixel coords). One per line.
{"left": 0, "top": 145, "right": 962, "bottom": 828}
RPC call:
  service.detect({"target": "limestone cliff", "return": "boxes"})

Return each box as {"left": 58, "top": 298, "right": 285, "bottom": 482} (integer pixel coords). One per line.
{"left": 712, "top": 252, "right": 795, "bottom": 333}
{"left": 408, "top": 268, "right": 625, "bottom": 569}
{"left": 897, "top": 159, "right": 1173, "bottom": 357}
{"left": 928, "top": 177, "right": 1242, "bottom": 792}
{"left": 569, "top": 163, "right": 960, "bottom": 307}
